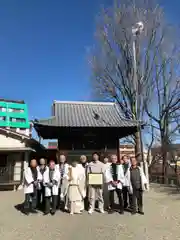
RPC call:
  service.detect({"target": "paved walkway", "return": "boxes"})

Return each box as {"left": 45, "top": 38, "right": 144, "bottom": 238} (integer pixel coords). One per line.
{"left": 0, "top": 184, "right": 180, "bottom": 240}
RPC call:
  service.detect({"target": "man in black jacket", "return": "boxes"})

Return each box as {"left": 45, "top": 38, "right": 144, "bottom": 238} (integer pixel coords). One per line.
{"left": 121, "top": 155, "right": 132, "bottom": 210}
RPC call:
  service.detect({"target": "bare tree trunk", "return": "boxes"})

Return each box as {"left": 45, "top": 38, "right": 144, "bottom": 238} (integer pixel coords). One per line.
{"left": 162, "top": 148, "right": 168, "bottom": 184}
{"left": 134, "top": 130, "right": 141, "bottom": 162}
{"left": 161, "top": 132, "right": 168, "bottom": 184}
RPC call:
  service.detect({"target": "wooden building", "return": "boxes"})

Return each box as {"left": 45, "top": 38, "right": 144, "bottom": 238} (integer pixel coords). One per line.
{"left": 33, "top": 101, "right": 141, "bottom": 162}
{"left": 0, "top": 127, "right": 45, "bottom": 189}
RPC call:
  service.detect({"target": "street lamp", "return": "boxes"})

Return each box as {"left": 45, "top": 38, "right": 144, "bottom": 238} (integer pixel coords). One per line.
{"left": 132, "top": 21, "right": 149, "bottom": 189}
{"left": 132, "top": 23, "right": 145, "bottom": 155}
{"left": 132, "top": 21, "right": 144, "bottom": 148}
{"left": 132, "top": 21, "right": 144, "bottom": 120}
{"left": 132, "top": 21, "right": 144, "bottom": 107}
{"left": 132, "top": 21, "right": 144, "bottom": 36}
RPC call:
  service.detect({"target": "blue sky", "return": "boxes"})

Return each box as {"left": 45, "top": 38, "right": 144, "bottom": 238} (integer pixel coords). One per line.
{"left": 0, "top": 0, "right": 179, "bottom": 124}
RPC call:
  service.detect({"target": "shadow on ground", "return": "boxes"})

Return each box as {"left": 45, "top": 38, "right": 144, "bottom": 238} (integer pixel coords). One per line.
{"left": 14, "top": 203, "right": 47, "bottom": 215}
{"left": 14, "top": 203, "right": 27, "bottom": 215}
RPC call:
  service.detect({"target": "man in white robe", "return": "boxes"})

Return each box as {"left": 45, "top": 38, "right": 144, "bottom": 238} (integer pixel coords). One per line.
{"left": 78, "top": 155, "right": 88, "bottom": 211}
{"left": 23, "top": 159, "right": 42, "bottom": 215}
{"left": 121, "top": 155, "right": 132, "bottom": 209}
{"left": 105, "top": 154, "right": 125, "bottom": 214}
{"left": 66, "top": 161, "right": 84, "bottom": 215}
{"left": 43, "top": 160, "right": 60, "bottom": 215}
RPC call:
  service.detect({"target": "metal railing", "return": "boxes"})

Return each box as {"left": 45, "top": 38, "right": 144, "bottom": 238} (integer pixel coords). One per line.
{"left": 149, "top": 174, "right": 180, "bottom": 186}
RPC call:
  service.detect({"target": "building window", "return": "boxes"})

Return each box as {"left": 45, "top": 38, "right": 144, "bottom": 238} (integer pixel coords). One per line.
{"left": 8, "top": 108, "right": 24, "bottom": 113}
{"left": 0, "top": 116, "right": 6, "bottom": 121}
{"left": 0, "top": 107, "right": 6, "bottom": 112}
{"left": 10, "top": 118, "right": 26, "bottom": 123}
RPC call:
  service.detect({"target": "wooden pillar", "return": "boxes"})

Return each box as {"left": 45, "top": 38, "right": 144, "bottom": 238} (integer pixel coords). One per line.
{"left": 22, "top": 151, "right": 29, "bottom": 183}
{"left": 24, "top": 151, "right": 29, "bottom": 169}
{"left": 56, "top": 139, "right": 61, "bottom": 163}
{"left": 117, "top": 137, "right": 120, "bottom": 163}
{"left": 58, "top": 139, "right": 60, "bottom": 150}
{"left": 19, "top": 152, "right": 23, "bottom": 182}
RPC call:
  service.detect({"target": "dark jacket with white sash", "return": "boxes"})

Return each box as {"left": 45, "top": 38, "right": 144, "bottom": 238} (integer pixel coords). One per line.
{"left": 43, "top": 167, "right": 60, "bottom": 196}
{"left": 105, "top": 164, "right": 125, "bottom": 191}
{"left": 24, "top": 167, "right": 42, "bottom": 194}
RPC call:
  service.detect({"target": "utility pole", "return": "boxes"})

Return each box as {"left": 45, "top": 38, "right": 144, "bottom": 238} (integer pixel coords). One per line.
{"left": 132, "top": 22, "right": 149, "bottom": 190}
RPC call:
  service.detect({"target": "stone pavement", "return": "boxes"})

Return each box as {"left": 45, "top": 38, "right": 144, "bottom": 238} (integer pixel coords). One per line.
{"left": 0, "top": 184, "right": 180, "bottom": 240}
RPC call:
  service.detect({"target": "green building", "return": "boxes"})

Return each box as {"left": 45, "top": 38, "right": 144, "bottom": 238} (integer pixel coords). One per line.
{"left": 0, "top": 99, "right": 30, "bottom": 134}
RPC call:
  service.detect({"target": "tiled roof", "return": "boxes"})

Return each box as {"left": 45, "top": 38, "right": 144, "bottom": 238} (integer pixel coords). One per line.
{"left": 34, "top": 101, "right": 140, "bottom": 128}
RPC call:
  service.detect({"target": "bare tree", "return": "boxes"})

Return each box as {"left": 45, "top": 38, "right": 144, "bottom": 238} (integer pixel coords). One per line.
{"left": 89, "top": 0, "right": 180, "bottom": 174}
{"left": 144, "top": 37, "right": 180, "bottom": 183}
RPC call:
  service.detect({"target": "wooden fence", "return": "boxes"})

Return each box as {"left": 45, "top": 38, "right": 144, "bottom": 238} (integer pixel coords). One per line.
{"left": 149, "top": 161, "right": 180, "bottom": 186}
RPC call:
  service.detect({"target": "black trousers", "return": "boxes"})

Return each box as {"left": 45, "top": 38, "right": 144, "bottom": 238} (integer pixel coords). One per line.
{"left": 122, "top": 186, "right": 132, "bottom": 208}
{"left": 109, "top": 188, "right": 124, "bottom": 211}
{"left": 37, "top": 186, "right": 45, "bottom": 210}
{"left": 45, "top": 195, "right": 58, "bottom": 214}
{"left": 84, "top": 187, "right": 89, "bottom": 211}
{"left": 57, "top": 187, "right": 65, "bottom": 210}
{"left": 24, "top": 191, "right": 37, "bottom": 212}
{"left": 131, "top": 188, "right": 143, "bottom": 213}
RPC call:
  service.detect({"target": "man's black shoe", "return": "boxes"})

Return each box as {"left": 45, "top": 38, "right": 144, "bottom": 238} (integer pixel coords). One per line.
{"left": 131, "top": 211, "right": 136, "bottom": 215}
{"left": 51, "top": 211, "right": 56, "bottom": 216}
{"left": 31, "top": 209, "right": 38, "bottom": 214}
{"left": 119, "top": 211, "right": 124, "bottom": 215}
{"left": 108, "top": 209, "right": 115, "bottom": 214}
{"left": 43, "top": 212, "right": 49, "bottom": 216}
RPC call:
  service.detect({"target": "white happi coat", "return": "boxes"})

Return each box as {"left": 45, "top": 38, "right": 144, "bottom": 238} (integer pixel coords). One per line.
{"left": 36, "top": 165, "right": 47, "bottom": 190}
{"left": 55, "top": 163, "right": 69, "bottom": 184}
{"left": 123, "top": 162, "right": 131, "bottom": 187}
{"left": 126, "top": 166, "right": 148, "bottom": 194}
{"left": 105, "top": 164, "right": 125, "bottom": 191}
{"left": 56, "top": 163, "right": 69, "bottom": 198}
{"left": 43, "top": 167, "right": 60, "bottom": 196}
{"left": 24, "top": 167, "right": 42, "bottom": 194}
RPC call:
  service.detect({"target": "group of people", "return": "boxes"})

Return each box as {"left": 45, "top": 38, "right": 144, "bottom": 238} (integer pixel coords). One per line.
{"left": 22, "top": 152, "right": 148, "bottom": 216}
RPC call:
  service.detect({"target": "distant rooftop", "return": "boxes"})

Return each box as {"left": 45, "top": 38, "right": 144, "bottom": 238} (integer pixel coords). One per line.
{"left": 0, "top": 98, "right": 25, "bottom": 104}
{"left": 53, "top": 100, "right": 115, "bottom": 105}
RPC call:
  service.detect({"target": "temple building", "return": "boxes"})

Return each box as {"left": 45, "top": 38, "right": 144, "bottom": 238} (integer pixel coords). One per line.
{"left": 33, "top": 101, "right": 142, "bottom": 162}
